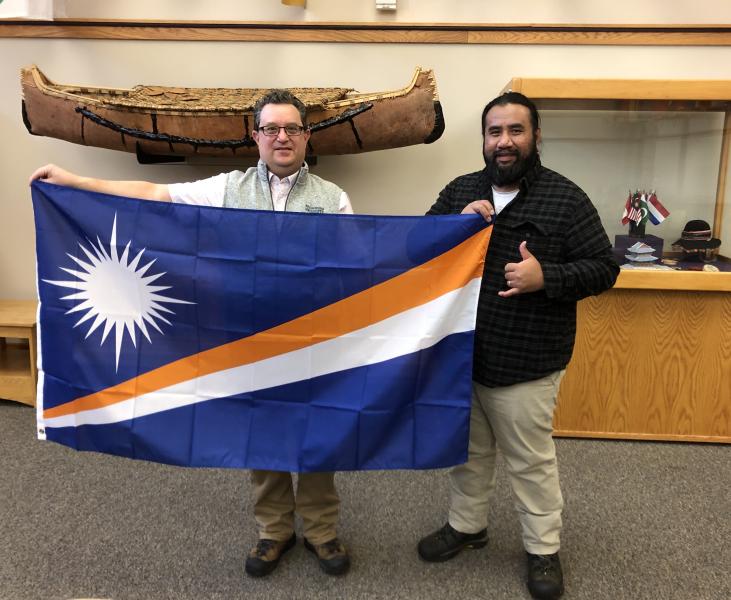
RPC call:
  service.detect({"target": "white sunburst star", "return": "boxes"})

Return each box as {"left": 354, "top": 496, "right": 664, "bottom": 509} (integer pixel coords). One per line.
{"left": 43, "top": 213, "right": 194, "bottom": 371}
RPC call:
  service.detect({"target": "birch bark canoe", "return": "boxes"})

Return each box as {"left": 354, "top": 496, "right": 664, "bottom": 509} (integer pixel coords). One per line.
{"left": 21, "top": 65, "right": 445, "bottom": 162}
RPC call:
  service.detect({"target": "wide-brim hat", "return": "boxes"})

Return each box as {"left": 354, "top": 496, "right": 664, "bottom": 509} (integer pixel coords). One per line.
{"left": 672, "top": 219, "right": 721, "bottom": 250}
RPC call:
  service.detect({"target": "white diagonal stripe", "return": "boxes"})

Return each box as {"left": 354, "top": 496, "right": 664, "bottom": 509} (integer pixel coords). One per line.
{"left": 41, "top": 278, "right": 481, "bottom": 429}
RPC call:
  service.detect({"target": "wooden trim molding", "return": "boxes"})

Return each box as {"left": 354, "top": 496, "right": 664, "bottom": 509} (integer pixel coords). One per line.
{"left": 553, "top": 430, "right": 730, "bottom": 443}
{"left": 506, "top": 78, "right": 731, "bottom": 100}
{"left": 614, "top": 270, "right": 731, "bottom": 292}
{"left": 2, "top": 20, "right": 731, "bottom": 45}
{"left": 713, "top": 111, "right": 731, "bottom": 239}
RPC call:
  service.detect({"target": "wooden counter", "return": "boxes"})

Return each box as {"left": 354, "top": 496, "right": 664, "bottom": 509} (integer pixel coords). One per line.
{"left": 0, "top": 300, "right": 38, "bottom": 406}
{"left": 555, "top": 270, "right": 731, "bottom": 443}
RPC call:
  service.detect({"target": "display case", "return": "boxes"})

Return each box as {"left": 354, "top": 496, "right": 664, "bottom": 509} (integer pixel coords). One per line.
{"left": 502, "top": 78, "right": 731, "bottom": 443}
{"left": 504, "top": 78, "right": 731, "bottom": 274}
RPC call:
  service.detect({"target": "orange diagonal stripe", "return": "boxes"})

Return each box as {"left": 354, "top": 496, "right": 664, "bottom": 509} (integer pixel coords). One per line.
{"left": 44, "top": 225, "right": 491, "bottom": 419}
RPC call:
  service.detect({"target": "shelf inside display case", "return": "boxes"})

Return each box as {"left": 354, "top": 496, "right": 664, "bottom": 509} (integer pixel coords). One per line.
{"left": 502, "top": 78, "right": 731, "bottom": 287}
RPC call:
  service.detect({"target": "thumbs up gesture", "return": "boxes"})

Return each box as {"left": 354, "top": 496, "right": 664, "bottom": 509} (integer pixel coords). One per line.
{"left": 498, "top": 241, "right": 545, "bottom": 298}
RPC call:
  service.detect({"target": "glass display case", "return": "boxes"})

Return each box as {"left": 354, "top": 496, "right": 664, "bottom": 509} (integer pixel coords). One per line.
{"left": 501, "top": 79, "right": 731, "bottom": 443}
{"left": 503, "top": 78, "right": 731, "bottom": 288}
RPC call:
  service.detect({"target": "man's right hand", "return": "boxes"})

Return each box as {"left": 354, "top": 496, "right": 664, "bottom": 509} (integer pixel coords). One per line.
{"left": 461, "top": 200, "right": 495, "bottom": 224}
{"left": 28, "top": 164, "right": 172, "bottom": 202}
{"left": 29, "top": 164, "right": 80, "bottom": 187}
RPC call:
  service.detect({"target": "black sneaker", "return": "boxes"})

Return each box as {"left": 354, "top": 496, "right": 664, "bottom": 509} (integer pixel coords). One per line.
{"left": 417, "top": 522, "right": 488, "bottom": 562}
{"left": 244, "top": 534, "right": 296, "bottom": 577}
{"left": 526, "top": 552, "right": 564, "bottom": 599}
{"left": 304, "top": 537, "right": 350, "bottom": 576}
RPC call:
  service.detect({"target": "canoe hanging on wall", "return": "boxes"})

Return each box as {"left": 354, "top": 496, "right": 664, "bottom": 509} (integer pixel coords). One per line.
{"left": 20, "top": 65, "right": 445, "bottom": 162}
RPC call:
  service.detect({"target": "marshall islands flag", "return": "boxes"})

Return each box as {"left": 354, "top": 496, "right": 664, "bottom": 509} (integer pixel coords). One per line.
{"left": 32, "top": 181, "right": 491, "bottom": 472}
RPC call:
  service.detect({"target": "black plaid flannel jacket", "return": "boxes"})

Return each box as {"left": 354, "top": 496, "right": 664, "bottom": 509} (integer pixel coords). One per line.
{"left": 427, "top": 161, "right": 619, "bottom": 387}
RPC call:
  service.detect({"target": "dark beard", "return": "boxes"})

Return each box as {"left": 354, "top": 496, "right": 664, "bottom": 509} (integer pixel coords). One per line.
{"left": 483, "top": 142, "right": 539, "bottom": 187}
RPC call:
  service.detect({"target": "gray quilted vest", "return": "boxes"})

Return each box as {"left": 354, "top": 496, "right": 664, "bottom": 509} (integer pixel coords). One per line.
{"left": 223, "top": 160, "right": 342, "bottom": 213}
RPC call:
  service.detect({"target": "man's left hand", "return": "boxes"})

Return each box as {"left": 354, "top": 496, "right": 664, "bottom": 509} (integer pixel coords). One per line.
{"left": 499, "top": 241, "right": 544, "bottom": 297}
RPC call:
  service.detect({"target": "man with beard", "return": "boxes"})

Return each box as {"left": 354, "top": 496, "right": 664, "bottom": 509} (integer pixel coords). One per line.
{"left": 416, "top": 92, "right": 618, "bottom": 600}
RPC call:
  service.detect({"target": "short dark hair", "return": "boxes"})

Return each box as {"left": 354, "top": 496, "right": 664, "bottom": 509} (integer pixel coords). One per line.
{"left": 253, "top": 89, "right": 308, "bottom": 129}
{"left": 481, "top": 92, "right": 540, "bottom": 135}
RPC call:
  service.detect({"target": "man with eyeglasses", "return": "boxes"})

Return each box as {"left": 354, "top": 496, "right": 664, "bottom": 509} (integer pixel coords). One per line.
{"left": 30, "top": 89, "right": 353, "bottom": 579}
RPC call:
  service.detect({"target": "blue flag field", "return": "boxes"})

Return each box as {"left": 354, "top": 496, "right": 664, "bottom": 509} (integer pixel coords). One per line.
{"left": 32, "top": 181, "right": 491, "bottom": 472}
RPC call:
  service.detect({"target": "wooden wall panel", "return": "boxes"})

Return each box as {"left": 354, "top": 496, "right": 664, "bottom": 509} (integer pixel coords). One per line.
{"left": 555, "top": 288, "right": 731, "bottom": 442}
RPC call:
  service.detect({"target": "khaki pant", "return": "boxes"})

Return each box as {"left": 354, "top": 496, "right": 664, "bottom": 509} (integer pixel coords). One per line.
{"left": 448, "top": 371, "right": 565, "bottom": 554}
{"left": 251, "top": 470, "right": 339, "bottom": 545}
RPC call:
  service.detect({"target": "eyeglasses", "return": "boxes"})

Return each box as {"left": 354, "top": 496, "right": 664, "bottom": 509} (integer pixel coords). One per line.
{"left": 257, "top": 124, "right": 306, "bottom": 136}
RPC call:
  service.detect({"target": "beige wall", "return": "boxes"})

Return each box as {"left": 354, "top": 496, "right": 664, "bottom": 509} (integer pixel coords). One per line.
{"left": 2, "top": 2, "right": 731, "bottom": 299}
{"left": 60, "top": 0, "right": 731, "bottom": 24}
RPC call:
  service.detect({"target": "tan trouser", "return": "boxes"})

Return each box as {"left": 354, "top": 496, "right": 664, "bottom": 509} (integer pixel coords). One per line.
{"left": 251, "top": 470, "right": 339, "bottom": 545}
{"left": 448, "top": 371, "right": 565, "bottom": 554}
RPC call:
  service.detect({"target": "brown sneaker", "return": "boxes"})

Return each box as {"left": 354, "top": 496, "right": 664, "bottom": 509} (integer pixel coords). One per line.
{"left": 245, "top": 533, "right": 296, "bottom": 577}
{"left": 304, "top": 537, "right": 350, "bottom": 576}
